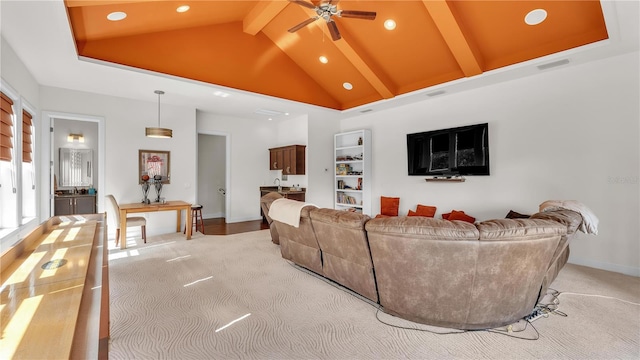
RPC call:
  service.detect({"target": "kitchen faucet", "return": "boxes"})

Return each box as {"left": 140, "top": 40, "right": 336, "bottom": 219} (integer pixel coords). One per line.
{"left": 274, "top": 178, "right": 281, "bottom": 192}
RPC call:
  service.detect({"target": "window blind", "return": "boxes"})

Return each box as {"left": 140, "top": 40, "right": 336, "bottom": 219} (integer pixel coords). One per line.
{"left": 0, "top": 92, "right": 14, "bottom": 162}
{"left": 22, "top": 110, "right": 33, "bottom": 163}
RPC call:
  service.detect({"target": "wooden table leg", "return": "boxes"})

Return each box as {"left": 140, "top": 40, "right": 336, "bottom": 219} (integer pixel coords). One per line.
{"left": 119, "top": 209, "right": 128, "bottom": 249}
{"left": 186, "top": 206, "right": 192, "bottom": 240}
{"left": 175, "top": 209, "right": 181, "bottom": 233}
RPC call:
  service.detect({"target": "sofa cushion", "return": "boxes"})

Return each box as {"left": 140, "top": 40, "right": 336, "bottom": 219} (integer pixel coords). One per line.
{"left": 530, "top": 210, "right": 582, "bottom": 235}
{"left": 380, "top": 196, "right": 400, "bottom": 216}
{"left": 366, "top": 216, "right": 479, "bottom": 240}
{"left": 416, "top": 204, "right": 437, "bottom": 217}
{"left": 448, "top": 210, "right": 476, "bottom": 223}
{"left": 505, "top": 210, "right": 530, "bottom": 219}
{"left": 476, "top": 218, "right": 566, "bottom": 241}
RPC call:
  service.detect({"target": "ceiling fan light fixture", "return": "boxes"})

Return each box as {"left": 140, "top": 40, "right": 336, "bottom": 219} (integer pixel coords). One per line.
{"left": 107, "top": 11, "right": 127, "bottom": 21}
{"left": 319, "top": 56, "right": 328, "bottom": 64}
{"left": 145, "top": 90, "right": 173, "bottom": 138}
{"left": 384, "top": 19, "right": 397, "bottom": 30}
{"left": 525, "top": 9, "right": 547, "bottom": 25}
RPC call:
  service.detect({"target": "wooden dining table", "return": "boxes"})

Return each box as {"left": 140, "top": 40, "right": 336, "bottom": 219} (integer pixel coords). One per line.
{"left": 118, "top": 200, "right": 192, "bottom": 249}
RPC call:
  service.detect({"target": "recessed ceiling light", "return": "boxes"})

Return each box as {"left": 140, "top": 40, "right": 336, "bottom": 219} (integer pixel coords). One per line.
{"left": 384, "top": 19, "right": 396, "bottom": 30}
{"left": 268, "top": 118, "right": 273, "bottom": 121}
{"left": 285, "top": 113, "right": 290, "bottom": 116}
{"left": 107, "top": 11, "right": 127, "bottom": 21}
{"left": 319, "top": 56, "right": 328, "bottom": 64}
{"left": 343, "top": 82, "right": 353, "bottom": 90}
{"left": 213, "top": 91, "right": 230, "bottom": 98}
{"left": 254, "top": 108, "right": 285, "bottom": 116}
{"left": 525, "top": 9, "right": 547, "bottom": 25}
{"left": 176, "top": 5, "right": 190, "bottom": 13}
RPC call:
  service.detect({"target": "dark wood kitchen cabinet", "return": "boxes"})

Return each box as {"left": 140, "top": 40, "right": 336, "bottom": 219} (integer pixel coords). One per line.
{"left": 54, "top": 195, "right": 97, "bottom": 215}
{"left": 269, "top": 145, "right": 306, "bottom": 175}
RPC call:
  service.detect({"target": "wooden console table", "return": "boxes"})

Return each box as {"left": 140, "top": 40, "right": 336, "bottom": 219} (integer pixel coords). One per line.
{"left": 118, "top": 200, "right": 192, "bottom": 249}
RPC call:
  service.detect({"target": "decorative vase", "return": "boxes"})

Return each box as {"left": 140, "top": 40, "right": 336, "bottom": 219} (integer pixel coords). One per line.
{"left": 141, "top": 182, "right": 150, "bottom": 204}
{"left": 153, "top": 175, "right": 163, "bottom": 202}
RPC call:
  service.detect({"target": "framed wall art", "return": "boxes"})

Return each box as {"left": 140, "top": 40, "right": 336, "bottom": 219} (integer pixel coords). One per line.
{"left": 139, "top": 149, "right": 170, "bottom": 184}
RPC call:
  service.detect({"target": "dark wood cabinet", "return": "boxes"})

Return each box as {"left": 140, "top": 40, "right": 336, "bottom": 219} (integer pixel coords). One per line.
{"left": 55, "top": 195, "right": 96, "bottom": 215}
{"left": 269, "top": 145, "right": 306, "bottom": 175}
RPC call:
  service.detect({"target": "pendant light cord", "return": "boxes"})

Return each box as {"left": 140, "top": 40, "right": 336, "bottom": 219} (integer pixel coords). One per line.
{"left": 155, "top": 90, "right": 164, "bottom": 127}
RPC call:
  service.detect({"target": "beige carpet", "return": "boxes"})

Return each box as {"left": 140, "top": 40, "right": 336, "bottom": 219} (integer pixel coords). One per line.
{"left": 108, "top": 230, "right": 640, "bottom": 359}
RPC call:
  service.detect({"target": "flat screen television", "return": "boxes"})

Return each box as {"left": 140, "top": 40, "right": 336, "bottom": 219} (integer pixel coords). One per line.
{"left": 407, "top": 123, "right": 489, "bottom": 176}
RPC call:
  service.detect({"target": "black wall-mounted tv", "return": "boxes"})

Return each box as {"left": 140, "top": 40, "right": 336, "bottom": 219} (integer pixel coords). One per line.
{"left": 407, "top": 123, "right": 489, "bottom": 176}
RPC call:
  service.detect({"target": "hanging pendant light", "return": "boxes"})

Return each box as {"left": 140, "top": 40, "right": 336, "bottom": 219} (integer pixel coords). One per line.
{"left": 145, "top": 90, "right": 173, "bottom": 138}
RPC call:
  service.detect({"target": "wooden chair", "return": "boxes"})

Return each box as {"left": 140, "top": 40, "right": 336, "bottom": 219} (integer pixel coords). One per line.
{"left": 105, "top": 194, "right": 146, "bottom": 246}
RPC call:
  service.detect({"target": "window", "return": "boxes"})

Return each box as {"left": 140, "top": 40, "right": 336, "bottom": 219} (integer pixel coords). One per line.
{"left": 22, "top": 108, "right": 36, "bottom": 224}
{"left": 0, "top": 85, "right": 39, "bottom": 252}
{"left": 0, "top": 91, "right": 18, "bottom": 231}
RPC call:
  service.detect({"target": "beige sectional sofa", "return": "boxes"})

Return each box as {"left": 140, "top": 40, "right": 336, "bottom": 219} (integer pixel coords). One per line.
{"left": 261, "top": 195, "right": 583, "bottom": 330}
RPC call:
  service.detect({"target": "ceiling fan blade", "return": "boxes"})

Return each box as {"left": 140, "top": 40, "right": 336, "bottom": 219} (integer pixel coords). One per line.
{"left": 327, "top": 20, "right": 341, "bottom": 41}
{"left": 288, "top": 17, "right": 319, "bottom": 33}
{"left": 339, "top": 10, "right": 377, "bottom": 20}
{"left": 327, "top": 0, "right": 340, "bottom": 5}
{"left": 289, "top": 0, "right": 317, "bottom": 10}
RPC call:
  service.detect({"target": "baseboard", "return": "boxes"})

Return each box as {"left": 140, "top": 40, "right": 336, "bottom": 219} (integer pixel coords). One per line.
{"left": 225, "top": 215, "right": 263, "bottom": 224}
{"left": 203, "top": 212, "right": 224, "bottom": 219}
{"left": 568, "top": 256, "right": 640, "bottom": 277}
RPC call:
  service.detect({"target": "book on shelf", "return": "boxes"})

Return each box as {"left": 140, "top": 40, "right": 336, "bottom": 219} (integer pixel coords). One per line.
{"left": 336, "top": 192, "right": 357, "bottom": 205}
{"left": 336, "top": 163, "right": 351, "bottom": 175}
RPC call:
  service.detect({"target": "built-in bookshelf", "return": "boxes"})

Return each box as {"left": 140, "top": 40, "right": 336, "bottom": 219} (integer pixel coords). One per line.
{"left": 334, "top": 129, "right": 371, "bottom": 215}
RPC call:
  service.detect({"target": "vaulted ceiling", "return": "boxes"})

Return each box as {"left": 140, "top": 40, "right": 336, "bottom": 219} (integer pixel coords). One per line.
{"left": 64, "top": 0, "right": 608, "bottom": 111}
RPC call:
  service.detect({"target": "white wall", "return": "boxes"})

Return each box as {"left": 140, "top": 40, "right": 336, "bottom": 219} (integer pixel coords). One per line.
{"left": 306, "top": 112, "right": 341, "bottom": 209}
{"left": 197, "top": 133, "right": 225, "bottom": 218}
{"left": 40, "top": 86, "right": 197, "bottom": 237}
{"left": 197, "top": 111, "right": 277, "bottom": 222}
{"left": 340, "top": 51, "right": 640, "bottom": 276}
{"left": 272, "top": 115, "right": 308, "bottom": 188}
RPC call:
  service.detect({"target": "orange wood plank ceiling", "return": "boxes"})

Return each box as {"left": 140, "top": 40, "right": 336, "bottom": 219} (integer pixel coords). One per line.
{"left": 64, "top": 0, "right": 608, "bottom": 111}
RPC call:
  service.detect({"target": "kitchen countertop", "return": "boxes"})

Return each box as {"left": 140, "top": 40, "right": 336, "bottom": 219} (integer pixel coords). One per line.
{"left": 55, "top": 193, "right": 96, "bottom": 197}
{"left": 260, "top": 186, "right": 306, "bottom": 195}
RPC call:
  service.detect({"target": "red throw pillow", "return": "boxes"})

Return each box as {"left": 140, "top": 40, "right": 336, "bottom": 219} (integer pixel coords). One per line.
{"left": 448, "top": 210, "right": 476, "bottom": 223}
{"left": 375, "top": 214, "right": 392, "bottom": 218}
{"left": 416, "top": 204, "right": 436, "bottom": 217}
{"left": 407, "top": 209, "right": 418, "bottom": 216}
{"left": 442, "top": 212, "right": 451, "bottom": 220}
{"left": 380, "top": 196, "right": 400, "bottom": 216}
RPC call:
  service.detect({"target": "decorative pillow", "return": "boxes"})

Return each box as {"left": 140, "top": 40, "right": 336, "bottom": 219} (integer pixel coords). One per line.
{"left": 380, "top": 196, "right": 400, "bottom": 216}
{"left": 375, "top": 214, "right": 392, "bottom": 219}
{"left": 407, "top": 209, "right": 418, "bottom": 216}
{"left": 416, "top": 204, "right": 436, "bottom": 217}
{"left": 506, "top": 210, "right": 530, "bottom": 219}
{"left": 448, "top": 210, "right": 476, "bottom": 223}
{"left": 442, "top": 212, "right": 451, "bottom": 220}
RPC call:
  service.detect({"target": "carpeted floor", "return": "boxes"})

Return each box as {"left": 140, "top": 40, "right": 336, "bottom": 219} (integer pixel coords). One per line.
{"left": 108, "top": 230, "right": 640, "bottom": 359}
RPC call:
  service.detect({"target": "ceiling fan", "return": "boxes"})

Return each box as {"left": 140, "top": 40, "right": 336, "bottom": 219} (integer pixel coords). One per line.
{"left": 287, "top": 0, "right": 377, "bottom": 41}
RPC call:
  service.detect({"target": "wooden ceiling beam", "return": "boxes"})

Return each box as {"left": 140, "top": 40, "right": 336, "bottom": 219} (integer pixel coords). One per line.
{"left": 319, "top": 25, "right": 395, "bottom": 99}
{"left": 243, "top": 1, "right": 290, "bottom": 36}
{"left": 421, "top": 0, "right": 483, "bottom": 77}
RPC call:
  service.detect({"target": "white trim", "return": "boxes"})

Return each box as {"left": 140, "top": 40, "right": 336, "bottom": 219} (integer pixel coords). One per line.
{"left": 196, "top": 130, "right": 231, "bottom": 222}
{"left": 569, "top": 256, "right": 640, "bottom": 277}
{"left": 41, "top": 111, "right": 106, "bottom": 218}
{"left": 225, "top": 215, "right": 262, "bottom": 224}
{"left": 203, "top": 212, "right": 224, "bottom": 220}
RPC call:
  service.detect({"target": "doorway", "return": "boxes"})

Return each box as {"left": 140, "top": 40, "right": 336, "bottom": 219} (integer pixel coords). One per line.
{"left": 197, "top": 132, "right": 229, "bottom": 221}
{"left": 43, "top": 112, "right": 105, "bottom": 219}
